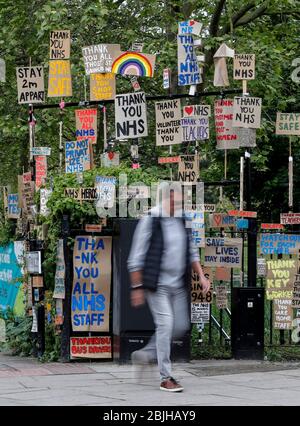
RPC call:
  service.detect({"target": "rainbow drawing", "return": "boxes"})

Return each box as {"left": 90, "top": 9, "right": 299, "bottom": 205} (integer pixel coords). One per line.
{"left": 112, "top": 52, "right": 155, "bottom": 77}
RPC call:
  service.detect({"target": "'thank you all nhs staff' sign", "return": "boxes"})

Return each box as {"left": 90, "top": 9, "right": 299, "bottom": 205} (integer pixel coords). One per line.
{"left": 177, "top": 35, "right": 201, "bottom": 86}
{"left": 71, "top": 236, "right": 112, "bottom": 332}
{"left": 115, "top": 92, "right": 148, "bottom": 139}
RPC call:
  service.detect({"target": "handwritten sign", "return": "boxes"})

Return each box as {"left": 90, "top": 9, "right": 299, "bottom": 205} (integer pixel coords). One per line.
{"left": 191, "top": 303, "right": 209, "bottom": 324}
{"left": 85, "top": 224, "right": 102, "bottom": 233}
{"left": 40, "top": 189, "right": 52, "bottom": 217}
{"left": 177, "top": 35, "right": 201, "bottom": 86}
{"left": 26, "top": 251, "right": 42, "bottom": 274}
{"left": 273, "top": 299, "right": 293, "bottom": 329}
{"left": 276, "top": 113, "right": 300, "bottom": 136}
{"left": 90, "top": 73, "right": 116, "bottom": 101}
{"left": 183, "top": 104, "right": 211, "bottom": 118}
{"left": 257, "top": 258, "right": 267, "bottom": 277}
{"left": 228, "top": 210, "right": 257, "bottom": 218}
{"left": 163, "top": 68, "right": 171, "bottom": 89}
{"left": 21, "top": 173, "right": 34, "bottom": 216}
{"left": 178, "top": 20, "right": 202, "bottom": 36}
{"left": 112, "top": 51, "right": 156, "bottom": 77}
{"left": 204, "top": 237, "right": 242, "bottom": 268}
{"left": 215, "top": 99, "right": 239, "bottom": 149}
{"left": 280, "top": 213, "right": 300, "bottom": 225}
{"left": 64, "top": 187, "right": 98, "bottom": 201}
{"left": 261, "top": 223, "right": 284, "bottom": 230}
{"left": 30, "top": 147, "right": 51, "bottom": 156}
{"left": 209, "top": 213, "right": 236, "bottom": 228}
{"left": 232, "top": 97, "right": 262, "bottom": 129}
{"left": 71, "top": 236, "right": 112, "bottom": 332}
{"left": 178, "top": 155, "right": 199, "bottom": 184}
{"left": 155, "top": 100, "right": 182, "bottom": 146}
{"left": 158, "top": 156, "right": 180, "bottom": 164}
{"left": 16, "top": 66, "right": 45, "bottom": 104}
{"left": 65, "top": 140, "right": 91, "bottom": 173}
{"left": 48, "top": 60, "right": 72, "bottom": 97}
{"left": 95, "top": 176, "right": 116, "bottom": 209}
{"left": 266, "top": 258, "right": 298, "bottom": 300}
{"left": 191, "top": 270, "right": 212, "bottom": 304}
{"left": 50, "top": 30, "right": 71, "bottom": 59}
{"left": 7, "top": 194, "right": 21, "bottom": 219}
{"left": 185, "top": 209, "right": 205, "bottom": 248}
{"left": 101, "top": 152, "right": 120, "bottom": 168}
{"left": 35, "top": 156, "right": 47, "bottom": 190}
{"left": 259, "top": 234, "right": 300, "bottom": 255}
{"left": 292, "top": 274, "right": 300, "bottom": 309}
{"left": 216, "top": 284, "right": 228, "bottom": 309}
{"left": 181, "top": 116, "right": 209, "bottom": 141}
{"left": 70, "top": 336, "right": 112, "bottom": 359}
{"left": 75, "top": 109, "right": 97, "bottom": 145}
{"left": 53, "top": 239, "right": 65, "bottom": 299}
{"left": 82, "top": 44, "right": 120, "bottom": 75}
{"left": 115, "top": 92, "right": 148, "bottom": 139}
{"left": 233, "top": 54, "right": 255, "bottom": 80}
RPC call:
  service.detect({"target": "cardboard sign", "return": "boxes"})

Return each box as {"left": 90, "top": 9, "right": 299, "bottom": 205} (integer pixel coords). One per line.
{"left": 64, "top": 187, "right": 98, "bottom": 201}
{"left": 266, "top": 258, "right": 298, "bottom": 300}
{"left": 215, "top": 99, "right": 239, "bottom": 150}
{"left": 183, "top": 105, "right": 211, "bottom": 118}
{"left": 75, "top": 109, "right": 97, "bottom": 145}
{"left": 48, "top": 60, "right": 72, "bottom": 97}
{"left": 16, "top": 66, "right": 45, "bottom": 104}
{"left": 30, "top": 147, "right": 51, "bottom": 156}
{"left": 35, "top": 156, "right": 47, "bottom": 190}
{"left": 82, "top": 44, "right": 121, "bottom": 75}
{"left": 177, "top": 35, "right": 201, "bottom": 86}
{"left": 232, "top": 97, "right": 262, "bottom": 129}
{"left": 280, "top": 213, "right": 300, "bottom": 225}
{"left": 115, "top": 92, "right": 148, "bottom": 139}
{"left": 163, "top": 68, "right": 171, "bottom": 89}
{"left": 53, "top": 239, "right": 65, "bottom": 299}
{"left": 276, "top": 113, "right": 300, "bottom": 136}
{"left": 261, "top": 223, "right": 284, "bottom": 230}
{"left": 228, "top": 210, "right": 257, "bottom": 218}
{"left": 257, "top": 258, "right": 267, "bottom": 277}
{"left": 65, "top": 140, "right": 91, "bottom": 173}
{"left": 112, "top": 51, "right": 156, "bottom": 77}
{"left": 101, "top": 152, "right": 120, "bottom": 168}
{"left": 21, "top": 174, "right": 34, "bottom": 215}
{"left": 259, "top": 234, "right": 300, "bottom": 255}
{"left": 119, "top": 186, "right": 150, "bottom": 200}
{"left": 215, "top": 284, "right": 228, "bottom": 309}
{"left": 50, "top": 30, "right": 71, "bottom": 59}
{"left": 90, "top": 73, "right": 116, "bottom": 101}
{"left": 71, "top": 236, "right": 112, "bottom": 332}
{"left": 70, "top": 336, "right": 112, "bottom": 359}
{"left": 273, "top": 299, "right": 293, "bottom": 330}
{"left": 233, "top": 54, "right": 255, "bottom": 80}
{"left": 209, "top": 213, "right": 236, "bottom": 228}
{"left": 204, "top": 237, "right": 242, "bottom": 268}
{"left": 191, "top": 303, "right": 209, "bottom": 324}
{"left": 131, "top": 42, "right": 144, "bottom": 52}
{"left": 215, "top": 267, "right": 231, "bottom": 281}
{"left": 236, "top": 128, "right": 257, "bottom": 148}
{"left": 181, "top": 116, "right": 209, "bottom": 141}
{"left": 191, "top": 270, "right": 212, "bottom": 304}
{"left": 85, "top": 224, "right": 102, "bottom": 233}
{"left": 292, "top": 274, "right": 300, "bottom": 309}
{"left": 178, "top": 20, "right": 202, "bottom": 36}
{"left": 32, "top": 276, "right": 43, "bottom": 288}
{"left": 26, "top": 251, "right": 42, "bottom": 274}
{"left": 95, "top": 176, "right": 116, "bottom": 209}
{"left": 155, "top": 99, "right": 182, "bottom": 146}
{"left": 185, "top": 209, "right": 205, "bottom": 247}
{"left": 40, "top": 189, "right": 52, "bottom": 216}
{"left": 178, "top": 155, "right": 199, "bottom": 184}
{"left": 158, "top": 156, "right": 180, "bottom": 164}
{"left": 7, "top": 194, "right": 21, "bottom": 219}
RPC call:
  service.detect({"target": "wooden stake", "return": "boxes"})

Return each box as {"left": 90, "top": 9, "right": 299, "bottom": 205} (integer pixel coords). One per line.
{"left": 289, "top": 137, "right": 293, "bottom": 211}
{"left": 59, "top": 121, "right": 63, "bottom": 172}
{"left": 224, "top": 149, "right": 227, "bottom": 180}
{"left": 169, "top": 145, "right": 173, "bottom": 181}
{"left": 103, "top": 107, "right": 107, "bottom": 152}
{"left": 240, "top": 156, "right": 244, "bottom": 211}
{"left": 242, "top": 80, "right": 247, "bottom": 95}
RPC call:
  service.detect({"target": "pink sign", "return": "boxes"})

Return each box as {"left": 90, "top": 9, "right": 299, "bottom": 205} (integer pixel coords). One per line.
{"left": 35, "top": 156, "right": 47, "bottom": 189}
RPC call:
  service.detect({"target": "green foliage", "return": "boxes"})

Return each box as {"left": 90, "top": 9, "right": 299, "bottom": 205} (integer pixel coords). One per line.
{"left": 0, "top": 309, "right": 33, "bottom": 356}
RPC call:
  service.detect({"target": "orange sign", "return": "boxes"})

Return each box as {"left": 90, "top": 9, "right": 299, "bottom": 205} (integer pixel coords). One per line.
{"left": 70, "top": 336, "right": 112, "bottom": 359}
{"left": 261, "top": 223, "right": 284, "bottom": 230}
{"left": 228, "top": 210, "right": 257, "bottom": 218}
{"left": 158, "top": 156, "right": 180, "bottom": 164}
{"left": 85, "top": 224, "right": 102, "bottom": 232}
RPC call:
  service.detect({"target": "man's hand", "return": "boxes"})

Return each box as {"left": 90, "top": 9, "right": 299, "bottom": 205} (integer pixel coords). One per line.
{"left": 131, "top": 289, "right": 145, "bottom": 307}
{"left": 200, "top": 275, "right": 210, "bottom": 295}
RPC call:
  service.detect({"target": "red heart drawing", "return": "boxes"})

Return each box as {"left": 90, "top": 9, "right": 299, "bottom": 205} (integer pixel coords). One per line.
{"left": 189, "top": 20, "right": 195, "bottom": 26}
{"left": 108, "top": 152, "right": 114, "bottom": 160}
{"left": 214, "top": 214, "right": 222, "bottom": 226}
{"left": 185, "top": 106, "right": 194, "bottom": 116}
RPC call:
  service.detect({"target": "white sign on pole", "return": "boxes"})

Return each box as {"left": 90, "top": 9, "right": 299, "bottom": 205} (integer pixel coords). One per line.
{"left": 115, "top": 92, "right": 148, "bottom": 139}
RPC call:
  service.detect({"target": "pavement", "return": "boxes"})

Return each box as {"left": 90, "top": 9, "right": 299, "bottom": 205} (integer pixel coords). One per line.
{"left": 1, "top": 352, "right": 300, "bottom": 406}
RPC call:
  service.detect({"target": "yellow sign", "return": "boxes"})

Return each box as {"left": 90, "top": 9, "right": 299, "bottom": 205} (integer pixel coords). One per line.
{"left": 48, "top": 60, "right": 72, "bottom": 97}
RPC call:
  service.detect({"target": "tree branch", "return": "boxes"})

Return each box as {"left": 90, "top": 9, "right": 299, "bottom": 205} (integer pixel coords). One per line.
{"left": 234, "top": 1, "right": 269, "bottom": 28}
{"left": 220, "top": 2, "right": 256, "bottom": 35}
{"left": 210, "top": 0, "right": 227, "bottom": 36}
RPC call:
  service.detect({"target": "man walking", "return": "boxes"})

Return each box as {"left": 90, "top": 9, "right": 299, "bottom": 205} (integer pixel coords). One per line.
{"left": 127, "top": 182, "right": 210, "bottom": 392}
